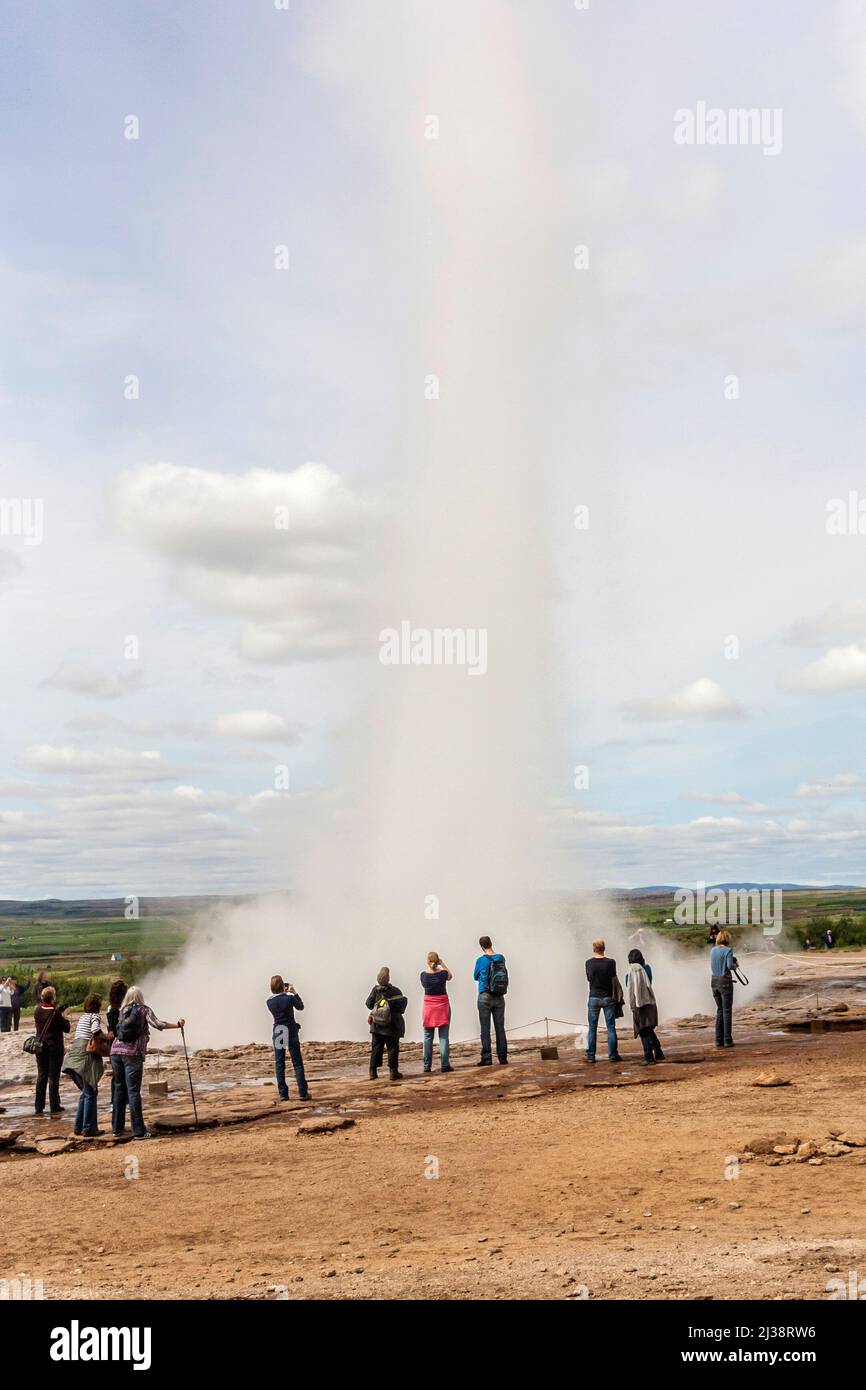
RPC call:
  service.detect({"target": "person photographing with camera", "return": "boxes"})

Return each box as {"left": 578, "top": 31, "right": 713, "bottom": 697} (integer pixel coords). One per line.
{"left": 267, "top": 975, "right": 311, "bottom": 1102}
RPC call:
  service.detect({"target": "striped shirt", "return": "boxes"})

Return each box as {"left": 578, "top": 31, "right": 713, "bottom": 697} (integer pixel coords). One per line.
{"left": 74, "top": 1010, "right": 103, "bottom": 1040}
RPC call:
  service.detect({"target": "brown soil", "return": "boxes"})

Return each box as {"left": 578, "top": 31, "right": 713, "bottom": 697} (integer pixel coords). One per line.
{"left": 3, "top": 951, "right": 866, "bottom": 1300}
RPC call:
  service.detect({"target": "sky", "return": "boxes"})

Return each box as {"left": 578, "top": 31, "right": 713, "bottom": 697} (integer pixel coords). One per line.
{"left": 2, "top": 0, "right": 866, "bottom": 897}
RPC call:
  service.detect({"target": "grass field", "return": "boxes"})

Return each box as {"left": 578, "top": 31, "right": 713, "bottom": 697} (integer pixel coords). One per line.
{"left": 0, "top": 914, "right": 190, "bottom": 1009}
{"left": 616, "top": 887, "right": 866, "bottom": 949}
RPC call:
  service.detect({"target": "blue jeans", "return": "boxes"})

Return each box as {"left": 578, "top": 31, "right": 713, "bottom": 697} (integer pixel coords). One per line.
{"left": 111, "top": 1054, "right": 145, "bottom": 1136}
{"left": 273, "top": 1029, "right": 309, "bottom": 1099}
{"left": 587, "top": 995, "right": 619, "bottom": 1060}
{"left": 73, "top": 1080, "right": 99, "bottom": 1135}
{"left": 423, "top": 1025, "right": 450, "bottom": 1071}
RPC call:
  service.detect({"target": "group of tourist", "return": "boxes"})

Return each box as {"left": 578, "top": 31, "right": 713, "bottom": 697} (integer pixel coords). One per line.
{"left": 265, "top": 931, "right": 743, "bottom": 1098}
{"left": 22, "top": 927, "right": 746, "bottom": 1117}
{"left": 28, "top": 975, "right": 184, "bottom": 1139}
{"left": 0, "top": 975, "right": 31, "bottom": 1032}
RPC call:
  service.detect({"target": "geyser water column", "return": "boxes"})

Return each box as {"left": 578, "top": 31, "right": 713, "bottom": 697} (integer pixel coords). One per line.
{"left": 147, "top": 1, "right": 590, "bottom": 1047}
{"left": 316, "top": 0, "right": 582, "bottom": 1037}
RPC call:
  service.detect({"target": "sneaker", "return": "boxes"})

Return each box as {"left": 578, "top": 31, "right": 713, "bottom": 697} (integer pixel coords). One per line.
{"left": 654, "top": 1051, "right": 666, "bottom": 1061}
{"left": 609, "top": 1055, "right": 623, "bottom": 1063}
{"left": 642, "top": 1058, "right": 655, "bottom": 1066}
{"left": 133, "top": 1131, "right": 154, "bottom": 1140}
{"left": 422, "top": 1068, "right": 432, "bottom": 1074}
{"left": 498, "top": 1059, "right": 509, "bottom": 1066}
{"left": 441, "top": 1065, "right": 454, "bottom": 1073}
{"left": 299, "top": 1093, "right": 313, "bottom": 1102}
{"left": 50, "top": 1107, "right": 65, "bottom": 1115}
{"left": 724, "top": 1041, "right": 735, "bottom": 1048}
{"left": 278, "top": 1094, "right": 290, "bottom": 1102}
{"left": 368, "top": 1070, "right": 378, "bottom": 1080}
{"left": 584, "top": 1055, "right": 595, "bottom": 1063}
{"left": 34, "top": 1110, "right": 44, "bottom": 1117}
{"left": 389, "top": 1071, "right": 403, "bottom": 1081}
{"left": 476, "top": 1059, "right": 492, "bottom": 1067}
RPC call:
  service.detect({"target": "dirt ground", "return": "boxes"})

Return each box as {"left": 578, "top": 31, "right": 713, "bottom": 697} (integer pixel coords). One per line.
{"left": 2, "top": 950, "right": 866, "bottom": 1301}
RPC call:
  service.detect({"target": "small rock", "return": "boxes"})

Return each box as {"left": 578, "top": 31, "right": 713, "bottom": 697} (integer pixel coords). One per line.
{"left": 296, "top": 1116, "right": 355, "bottom": 1137}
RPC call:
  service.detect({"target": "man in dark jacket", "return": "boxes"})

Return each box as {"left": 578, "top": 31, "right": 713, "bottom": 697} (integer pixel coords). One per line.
{"left": 33, "top": 986, "right": 70, "bottom": 1115}
{"left": 10, "top": 977, "right": 26, "bottom": 1031}
{"left": 267, "top": 975, "right": 311, "bottom": 1101}
{"left": 366, "top": 967, "right": 407, "bottom": 1080}
{"left": 585, "top": 937, "right": 622, "bottom": 1063}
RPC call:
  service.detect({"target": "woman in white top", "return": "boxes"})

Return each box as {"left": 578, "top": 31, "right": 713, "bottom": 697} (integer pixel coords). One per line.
{"left": 0, "top": 978, "right": 13, "bottom": 1032}
{"left": 62, "top": 992, "right": 109, "bottom": 1136}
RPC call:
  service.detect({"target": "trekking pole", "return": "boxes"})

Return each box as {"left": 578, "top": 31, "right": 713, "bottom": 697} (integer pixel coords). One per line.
{"left": 180, "top": 1024, "right": 198, "bottom": 1126}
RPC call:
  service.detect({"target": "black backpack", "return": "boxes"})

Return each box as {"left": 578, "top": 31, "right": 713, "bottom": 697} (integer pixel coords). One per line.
{"left": 116, "top": 1002, "right": 145, "bottom": 1043}
{"left": 487, "top": 956, "right": 509, "bottom": 996}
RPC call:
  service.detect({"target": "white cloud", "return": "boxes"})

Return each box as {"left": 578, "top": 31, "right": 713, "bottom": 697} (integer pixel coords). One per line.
{"left": 210, "top": 709, "right": 295, "bottom": 742}
{"left": 795, "top": 773, "right": 865, "bottom": 798}
{"left": 685, "top": 791, "right": 768, "bottom": 813}
{"left": 623, "top": 678, "right": 744, "bottom": 722}
{"left": 113, "top": 461, "right": 364, "bottom": 573}
{"left": 787, "top": 600, "right": 866, "bottom": 646}
{"left": 43, "top": 660, "right": 143, "bottom": 700}
{"left": 112, "top": 462, "right": 370, "bottom": 662}
{"left": 17, "top": 745, "right": 181, "bottom": 781}
{"left": 786, "top": 641, "right": 866, "bottom": 694}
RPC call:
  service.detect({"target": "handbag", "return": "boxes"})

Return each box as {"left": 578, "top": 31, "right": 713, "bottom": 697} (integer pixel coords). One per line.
{"left": 86, "top": 1031, "right": 113, "bottom": 1057}
{"left": 23, "top": 1010, "right": 54, "bottom": 1056}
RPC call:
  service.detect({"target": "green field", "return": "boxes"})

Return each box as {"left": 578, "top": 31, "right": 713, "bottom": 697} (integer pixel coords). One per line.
{"left": 0, "top": 915, "right": 190, "bottom": 1009}
{"left": 615, "top": 887, "right": 866, "bottom": 950}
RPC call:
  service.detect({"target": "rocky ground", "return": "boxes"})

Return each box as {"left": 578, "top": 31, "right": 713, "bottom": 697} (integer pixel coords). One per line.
{"left": 1, "top": 949, "right": 865, "bottom": 1300}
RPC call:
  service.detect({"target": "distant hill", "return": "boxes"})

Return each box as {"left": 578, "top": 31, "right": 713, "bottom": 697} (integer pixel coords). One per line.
{"left": 613, "top": 882, "right": 866, "bottom": 896}
{"left": 0, "top": 894, "right": 263, "bottom": 919}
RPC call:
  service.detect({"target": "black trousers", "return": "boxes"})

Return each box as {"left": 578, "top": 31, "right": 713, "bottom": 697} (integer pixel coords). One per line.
{"left": 35, "top": 1046, "right": 63, "bottom": 1113}
{"left": 370, "top": 1033, "right": 400, "bottom": 1075}
{"left": 12, "top": 1006, "right": 21, "bottom": 1031}
{"left": 712, "top": 976, "right": 734, "bottom": 1045}
{"left": 639, "top": 1026, "right": 664, "bottom": 1059}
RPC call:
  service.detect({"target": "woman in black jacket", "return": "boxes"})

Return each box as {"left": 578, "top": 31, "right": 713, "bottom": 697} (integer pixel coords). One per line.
{"left": 33, "top": 986, "right": 70, "bottom": 1116}
{"left": 366, "top": 967, "right": 407, "bottom": 1081}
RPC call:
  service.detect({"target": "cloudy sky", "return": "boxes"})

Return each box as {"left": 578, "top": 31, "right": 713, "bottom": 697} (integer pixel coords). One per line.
{"left": 2, "top": 0, "right": 866, "bottom": 897}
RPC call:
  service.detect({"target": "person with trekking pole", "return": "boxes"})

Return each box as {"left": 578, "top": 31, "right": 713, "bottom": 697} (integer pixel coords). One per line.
{"left": 109, "top": 986, "right": 184, "bottom": 1139}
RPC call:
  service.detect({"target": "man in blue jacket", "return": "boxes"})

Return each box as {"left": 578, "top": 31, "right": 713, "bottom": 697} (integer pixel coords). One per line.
{"left": 473, "top": 935, "right": 508, "bottom": 1066}
{"left": 267, "top": 975, "right": 312, "bottom": 1101}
